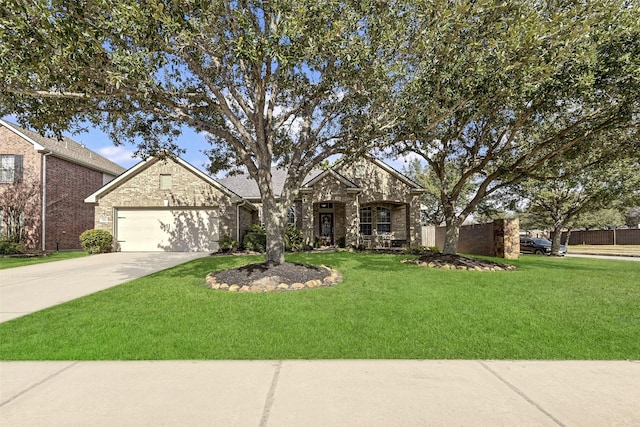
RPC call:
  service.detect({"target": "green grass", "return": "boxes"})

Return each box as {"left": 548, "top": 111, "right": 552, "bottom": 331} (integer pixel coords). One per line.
{"left": 0, "top": 251, "right": 87, "bottom": 269}
{"left": 0, "top": 252, "right": 638, "bottom": 360}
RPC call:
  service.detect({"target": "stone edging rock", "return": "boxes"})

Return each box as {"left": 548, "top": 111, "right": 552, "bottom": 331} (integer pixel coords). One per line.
{"left": 205, "top": 266, "right": 342, "bottom": 292}
{"left": 401, "top": 254, "right": 517, "bottom": 271}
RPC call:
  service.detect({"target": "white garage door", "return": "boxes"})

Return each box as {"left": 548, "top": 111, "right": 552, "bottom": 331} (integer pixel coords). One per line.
{"left": 116, "top": 208, "right": 219, "bottom": 252}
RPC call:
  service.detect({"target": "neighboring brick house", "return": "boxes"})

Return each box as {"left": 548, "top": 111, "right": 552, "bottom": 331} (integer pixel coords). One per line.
{"left": 0, "top": 119, "right": 125, "bottom": 251}
{"left": 220, "top": 158, "right": 426, "bottom": 248}
{"left": 85, "top": 156, "right": 258, "bottom": 252}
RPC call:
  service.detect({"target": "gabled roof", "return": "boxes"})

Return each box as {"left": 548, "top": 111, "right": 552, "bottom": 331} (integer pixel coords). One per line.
{"left": 301, "top": 168, "right": 360, "bottom": 191}
{"left": 219, "top": 157, "right": 425, "bottom": 199}
{"left": 218, "top": 167, "right": 323, "bottom": 199}
{"left": 305, "top": 157, "right": 425, "bottom": 192}
{"left": 0, "top": 119, "right": 125, "bottom": 176}
{"left": 85, "top": 156, "right": 257, "bottom": 210}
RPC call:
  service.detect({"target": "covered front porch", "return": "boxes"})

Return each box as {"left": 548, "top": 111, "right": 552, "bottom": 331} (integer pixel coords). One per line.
{"left": 300, "top": 198, "right": 414, "bottom": 249}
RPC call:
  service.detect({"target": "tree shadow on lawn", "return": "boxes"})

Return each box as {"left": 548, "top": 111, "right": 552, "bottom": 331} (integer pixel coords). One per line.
{"left": 514, "top": 255, "right": 635, "bottom": 273}
{"left": 287, "top": 251, "right": 407, "bottom": 273}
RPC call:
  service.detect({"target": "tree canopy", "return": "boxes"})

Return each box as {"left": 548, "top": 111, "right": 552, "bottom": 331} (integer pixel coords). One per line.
{"left": 387, "top": 0, "right": 640, "bottom": 254}
{"left": 517, "top": 155, "right": 640, "bottom": 254}
{"left": 1, "top": 0, "right": 399, "bottom": 264}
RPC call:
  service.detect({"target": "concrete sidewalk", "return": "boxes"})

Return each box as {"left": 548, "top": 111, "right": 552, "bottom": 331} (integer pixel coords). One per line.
{"left": 1, "top": 360, "right": 639, "bottom": 426}
{"left": 0, "top": 252, "right": 209, "bottom": 323}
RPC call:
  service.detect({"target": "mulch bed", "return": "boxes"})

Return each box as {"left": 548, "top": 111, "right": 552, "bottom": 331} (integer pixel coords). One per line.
{"left": 214, "top": 262, "right": 329, "bottom": 285}
{"left": 206, "top": 262, "right": 341, "bottom": 292}
{"left": 403, "top": 253, "right": 517, "bottom": 271}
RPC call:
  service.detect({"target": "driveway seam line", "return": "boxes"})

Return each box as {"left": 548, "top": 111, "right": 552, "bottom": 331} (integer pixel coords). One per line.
{"left": 478, "top": 361, "right": 566, "bottom": 427}
{"left": 258, "top": 360, "right": 282, "bottom": 427}
{"left": 0, "top": 361, "right": 79, "bottom": 408}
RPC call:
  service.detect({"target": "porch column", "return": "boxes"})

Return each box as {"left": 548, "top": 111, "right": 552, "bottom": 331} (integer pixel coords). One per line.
{"left": 301, "top": 195, "right": 314, "bottom": 246}
{"left": 345, "top": 195, "right": 359, "bottom": 247}
{"left": 409, "top": 194, "right": 422, "bottom": 246}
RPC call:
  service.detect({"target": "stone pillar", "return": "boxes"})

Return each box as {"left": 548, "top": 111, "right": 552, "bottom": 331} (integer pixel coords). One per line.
{"left": 409, "top": 195, "right": 422, "bottom": 246}
{"left": 493, "top": 218, "right": 520, "bottom": 259}
{"left": 301, "top": 196, "right": 314, "bottom": 246}
{"left": 344, "top": 196, "right": 359, "bottom": 247}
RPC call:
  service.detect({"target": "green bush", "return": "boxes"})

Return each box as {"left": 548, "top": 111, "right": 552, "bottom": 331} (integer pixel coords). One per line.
{"left": 219, "top": 234, "right": 239, "bottom": 252}
{"left": 243, "top": 233, "right": 266, "bottom": 252}
{"left": 247, "top": 224, "right": 265, "bottom": 233}
{"left": 284, "top": 225, "right": 304, "bottom": 252}
{"left": 79, "top": 229, "right": 113, "bottom": 254}
{"left": 0, "top": 240, "right": 22, "bottom": 255}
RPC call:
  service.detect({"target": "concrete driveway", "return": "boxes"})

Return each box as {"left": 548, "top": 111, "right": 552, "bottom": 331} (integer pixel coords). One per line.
{"left": 0, "top": 252, "right": 209, "bottom": 323}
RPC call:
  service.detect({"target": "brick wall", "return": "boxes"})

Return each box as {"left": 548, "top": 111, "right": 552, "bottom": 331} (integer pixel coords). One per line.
{"left": 436, "top": 219, "right": 520, "bottom": 258}
{"left": 45, "top": 156, "right": 106, "bottom": 250}
{"left": 0, "top": 127, "right": 43, "bottom": 249}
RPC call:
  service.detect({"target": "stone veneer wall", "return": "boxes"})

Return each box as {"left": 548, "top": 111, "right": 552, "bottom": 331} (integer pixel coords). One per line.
{"left": 494, "top": 218, "right": 520, "bottom": 259}
{"left": 435, "top": 219, "right": 520, "bottom": 259}
{"left": 93, "top": 159, "right": 240, "bottom": 243}
{"left": 301, "top": 160, "right": 423, "bottom": 247}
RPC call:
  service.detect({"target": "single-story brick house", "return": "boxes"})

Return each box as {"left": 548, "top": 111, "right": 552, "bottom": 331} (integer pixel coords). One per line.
{"left": 0, "top": 119, "right": 125, "bottom": 250}
{"left": 86, "top": 156, "right": 425, "bottom": 252}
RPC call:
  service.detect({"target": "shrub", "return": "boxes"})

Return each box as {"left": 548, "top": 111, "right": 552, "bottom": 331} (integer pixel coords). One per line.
{"left": 219, "top": 234, "right": 239, "bottom": 253}
{"left": 0, "top": 240, "right": 22, "bottom": 255}
{"left": 284, "top": 225, "right": 304, "bottom": 252}
{"left": 243, "top": 225, "right": 266, "bottom": 253}
{"left": 247, "top": 224, "right": 265, "bottom": 233}
{"left": 79, "top": 229, "right": 113, "bottom": 254}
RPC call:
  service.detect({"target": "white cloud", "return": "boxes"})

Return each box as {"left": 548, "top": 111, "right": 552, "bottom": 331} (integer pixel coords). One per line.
{"left": 98, "top": 145, "right": 138, "bottom": 167}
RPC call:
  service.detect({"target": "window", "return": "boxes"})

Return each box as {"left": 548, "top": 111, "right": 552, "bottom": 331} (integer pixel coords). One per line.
{"left": 287, "top": 206, "right": 296, "bottom": 226}
{"left": 0, "top": 155, "right": 23, "bottom": 184}
{"left": 359, "top": 207, "right": 372, "bottom": 235}
{"left": 360, "top": 206, "right": 392, "bottom": 235}
{"left": 376, "top": 207, "right": 391, "bottom": 233}
{"left": 159, "top": 174, "right": 172, "bottom": 190}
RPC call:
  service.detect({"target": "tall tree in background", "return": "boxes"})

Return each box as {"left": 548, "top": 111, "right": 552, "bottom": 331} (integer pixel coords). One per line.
{"left": 517, "top": 157, "right": 640, "bottom": 255}
{"left": 0, "top": 1, "right": 398, "bottom": 265}
{"left": 389, "top": 0, "right": 640, "bottom": 254}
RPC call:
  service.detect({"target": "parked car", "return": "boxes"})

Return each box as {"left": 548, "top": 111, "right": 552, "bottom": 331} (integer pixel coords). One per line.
{"left": 520, "top": 237, "right": 567, "bottom": 256}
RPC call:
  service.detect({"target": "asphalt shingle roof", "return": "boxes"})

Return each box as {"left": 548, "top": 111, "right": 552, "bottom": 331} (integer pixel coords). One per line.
{"left": 1, "top": 121, "right": 126, "bottom": 176}
{"left": 218, "top": 167, "right": 322, "bottom": 199}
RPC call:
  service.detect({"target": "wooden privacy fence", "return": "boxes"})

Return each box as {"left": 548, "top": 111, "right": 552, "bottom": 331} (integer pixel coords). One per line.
{"left": 558, "top": 229, "right": 640, "bottom": 245}
{"left": 421, "top": 226, "right": 436, "bottom": 247}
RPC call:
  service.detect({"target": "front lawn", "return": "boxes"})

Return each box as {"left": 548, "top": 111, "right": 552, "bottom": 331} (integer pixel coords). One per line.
{"left": 0, "top": 251, "right": 87, "bottom": 270}
{"left": 0, "top": 252, "right": 638, "bottom": 360}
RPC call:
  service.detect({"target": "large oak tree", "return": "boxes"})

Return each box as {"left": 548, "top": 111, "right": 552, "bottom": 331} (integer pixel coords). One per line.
{"left": 389, "top": 0, "right": 640, "bottom": 254}
{"left": 0, "top": 0, "right": 398, "bottom": 264}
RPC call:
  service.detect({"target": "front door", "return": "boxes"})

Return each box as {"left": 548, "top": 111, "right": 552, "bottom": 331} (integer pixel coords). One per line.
{"left": 319, "top": 213, "right": 334, "bottom": 246}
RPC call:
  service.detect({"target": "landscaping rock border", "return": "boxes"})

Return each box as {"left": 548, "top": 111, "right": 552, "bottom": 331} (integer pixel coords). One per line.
{"left": 402, "top": 253, "right": 517, "bottom": 271}
{"left": 206, "top": 264, "right": 342, "bottom": 292}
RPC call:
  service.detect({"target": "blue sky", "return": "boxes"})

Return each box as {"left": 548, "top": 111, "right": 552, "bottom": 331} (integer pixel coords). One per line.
{"left": 3, "top": 114, "right": 418, "bottom": 176}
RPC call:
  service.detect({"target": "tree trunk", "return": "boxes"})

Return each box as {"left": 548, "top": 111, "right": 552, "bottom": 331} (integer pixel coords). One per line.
{"left": 550, "top": 222, "right": 564, "bottom": 256}
{"left": 261, "top": 195, "right": 287, "bottom": 266}
{"left": 563, "top": 229, "right": 572, "bottom": 248}
{"left": 442, "top": 219, "right": 461, "bottom": 255}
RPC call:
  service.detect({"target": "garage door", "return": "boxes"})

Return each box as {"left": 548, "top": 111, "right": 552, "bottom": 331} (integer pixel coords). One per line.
{"left": 116, "top": 208, "right": 219, "bottom": 252}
